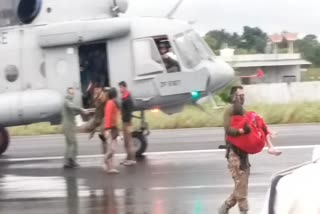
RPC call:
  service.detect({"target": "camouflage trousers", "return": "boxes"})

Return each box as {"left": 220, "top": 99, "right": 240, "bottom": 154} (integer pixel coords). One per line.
{"left": 79, "top": 118, "right": 107, "bottom": 154}
{"left": 225, "top": 150, "right": 250, "bottom": 212}
{"left": 79, "top": 117, "right": 103, "bottom": 133}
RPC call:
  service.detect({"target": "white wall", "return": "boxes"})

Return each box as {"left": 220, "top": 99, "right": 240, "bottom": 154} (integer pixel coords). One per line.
{"left": 244, "top": 81, "right": 320, "bottom": 105}
{"left": 219, "top": 53, "right": 302, "bottom": 63}
{"left": 237, "top": 65, "right": 300, "bottom": 84}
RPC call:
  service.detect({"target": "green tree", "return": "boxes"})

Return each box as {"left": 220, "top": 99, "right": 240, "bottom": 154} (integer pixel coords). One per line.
{"left": 296, "top": 34, "right": 320, "bottom": 66}
{"left": 204, "top": 36, "right": 218, "bottom": 52}
{"left": 204, "top": 29, "right": 240, "bottom": 51}
{"left": 238, "top": 26, "right": 268, "bottom": 53}
{"left": 204, "top": 26, "right": 267, "bottom": 54}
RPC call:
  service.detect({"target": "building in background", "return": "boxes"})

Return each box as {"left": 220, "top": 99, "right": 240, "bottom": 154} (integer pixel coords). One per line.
{"left": 218, "top": 33, "right": 311, "bottom": 85}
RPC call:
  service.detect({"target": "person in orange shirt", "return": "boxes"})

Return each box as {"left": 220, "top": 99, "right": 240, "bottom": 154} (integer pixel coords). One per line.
{"left": 104, "top": 87, "right": 121, "bottom": 174}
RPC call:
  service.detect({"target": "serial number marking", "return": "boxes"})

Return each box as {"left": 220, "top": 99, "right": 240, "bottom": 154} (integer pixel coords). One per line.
{"left": 160, "top": 80, "right": 181, "bottom": 88}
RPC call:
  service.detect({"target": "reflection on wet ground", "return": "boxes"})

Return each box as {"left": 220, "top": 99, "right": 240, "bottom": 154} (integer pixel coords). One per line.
{"left": 0, "top": 173, "right": 224, "bottom": 214}
{"left": 0, "top": 147, "right": 313, "bottom": 214}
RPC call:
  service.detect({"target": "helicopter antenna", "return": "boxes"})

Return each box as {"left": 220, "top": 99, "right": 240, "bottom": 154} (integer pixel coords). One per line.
{"left": 166, "top": 0, "right": 184, "bottom": 19}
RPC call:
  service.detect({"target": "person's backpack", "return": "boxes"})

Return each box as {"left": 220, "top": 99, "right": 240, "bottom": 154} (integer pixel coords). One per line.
{"left": 226, "top": 112, "right": 266, "bottom": 154}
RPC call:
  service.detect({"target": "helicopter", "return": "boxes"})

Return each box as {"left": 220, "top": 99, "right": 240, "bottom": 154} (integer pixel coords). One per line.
{"left": 0, "top": 0, "right": 234, "bottom": 157}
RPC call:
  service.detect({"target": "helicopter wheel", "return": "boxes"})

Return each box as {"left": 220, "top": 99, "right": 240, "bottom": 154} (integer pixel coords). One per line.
{"left": 0, "top": 126, "right": 10, "bottom": 155}
{"left": 132, "top": 131, "right": 148, "bottom": 158}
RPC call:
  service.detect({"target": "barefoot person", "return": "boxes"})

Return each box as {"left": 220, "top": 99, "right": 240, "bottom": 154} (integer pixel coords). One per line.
{"left": 103, "top": 88, "right": 121, "bottom": 174}
{"left": 247, "top": 111, "right": 281, "bottom": 156}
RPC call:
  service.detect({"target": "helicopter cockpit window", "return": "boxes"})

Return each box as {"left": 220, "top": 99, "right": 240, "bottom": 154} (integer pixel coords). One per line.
{"left": 0, "top": 0, "right": 20, "bottom": 27}
{"left": 174, "top": 33, "right": 201, "bottom": 69}
{"left": 155, "top": 38, "right": 181, "bottom": 73}
{"left": 187, "top": 31, "right": 216, "bottom": 60}
{"left": 17, "top": 0, "right": 42, "bottom": 24}
{"left": 133, "top": 38, "right": 165, "bottom": 76}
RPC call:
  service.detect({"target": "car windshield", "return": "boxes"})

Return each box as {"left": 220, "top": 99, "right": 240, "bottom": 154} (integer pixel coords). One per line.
{"left": 0, "top": 0, "right": 20, "bottom": 27}
{"left": 174, "top": 30, "right": 215, "bottom": 69}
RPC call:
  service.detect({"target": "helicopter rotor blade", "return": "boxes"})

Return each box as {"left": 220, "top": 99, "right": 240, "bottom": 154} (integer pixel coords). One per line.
{"left": 166, "top": 0, "right": 184, "bottom": 19}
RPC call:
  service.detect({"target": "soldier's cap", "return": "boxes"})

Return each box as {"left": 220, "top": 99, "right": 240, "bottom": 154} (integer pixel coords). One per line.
{"left": 159, "top": 41, "right": 169, "bottom": 49}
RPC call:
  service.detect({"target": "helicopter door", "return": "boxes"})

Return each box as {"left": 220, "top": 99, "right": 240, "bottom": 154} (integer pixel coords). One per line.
{"left": 78, "top": 43, "right": 109, "bottom": 108}
{"left": 44, "top": 46, "right": 82, "bottom": 105}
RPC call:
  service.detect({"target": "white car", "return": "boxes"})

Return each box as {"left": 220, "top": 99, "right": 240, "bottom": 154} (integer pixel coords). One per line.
{"left": 260, "top": 147, "right": 320, "bottom": 214}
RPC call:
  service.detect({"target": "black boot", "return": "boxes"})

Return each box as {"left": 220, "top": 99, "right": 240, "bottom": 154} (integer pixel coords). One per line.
{"left": 63, "top": 158, "right": 73, "bottom": 169}
{"left": 70, "top": 159, "right": 80, "bottom": 168}
{"left": 218, "top": 203, "right": 229, "bottom": 214}
{"left": 63, "top": 158, "right": 79, "bottom": 169}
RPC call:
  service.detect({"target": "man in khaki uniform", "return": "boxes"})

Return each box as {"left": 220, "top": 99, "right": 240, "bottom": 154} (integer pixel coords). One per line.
{"left": 62, "top": 87, "right": 87, "bottom": 169}
{"left": 219, "top": 86, "right": 250, "bottom": 214}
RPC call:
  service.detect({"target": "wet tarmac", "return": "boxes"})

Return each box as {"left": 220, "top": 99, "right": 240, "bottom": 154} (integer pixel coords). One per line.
{"left": 0, "top": 125, "right": 319, "bottom": 214}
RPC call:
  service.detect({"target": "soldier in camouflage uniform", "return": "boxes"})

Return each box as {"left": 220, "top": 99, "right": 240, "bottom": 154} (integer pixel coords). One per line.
{"left": 219, "top": 86, "right": 250, "bottom": 214}
{"left": 80, "top": 86, "right": 108, "bottom": 154}
{"left": 62, "top": 87, "right": 87, "bottom": 169}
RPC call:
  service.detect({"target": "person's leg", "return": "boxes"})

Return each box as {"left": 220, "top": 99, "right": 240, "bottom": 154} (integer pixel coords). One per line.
{"left": 223, "top": 151, "right": 249, "bottom": 213}
{"left": 99, "top": 123, "right": 107, "bottom": 154}
{"left": 262, "top": 124, "right": 282, "bottom": 156}
{"left": 236, "top": 167, "right": 250, "bottom": 213}
{"left": 266, "top": 134, "right": 282, "bottom": 156}
{"left": 105, "top": 141, "right": 119, "bottom": 173}
{"left": 64, "top": 133, "right": 72, "bottom": 167}
{"left": 64, "top": 129, "right": 78, "bottom": 168}
{"left": 69, "top": 127, "right": 79, "bottom": 167}
{"left": 122, "top": 123, "right": 136, "bottom": 165}
{"left": 104, "top": 129, "right": 119, "bottom": 174}
{"left": 72, "top": 138, "right": 79, "bottom": 165}
{"left": 219, "top": 193, "right": 236, "bottom": 214}
{"left": 219, "top": 150, "right": 241, "bottom": 213}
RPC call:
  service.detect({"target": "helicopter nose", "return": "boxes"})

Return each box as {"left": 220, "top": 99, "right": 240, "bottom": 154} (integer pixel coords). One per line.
{"left": 206, "top": 58, "right": 235, "bottom": 93}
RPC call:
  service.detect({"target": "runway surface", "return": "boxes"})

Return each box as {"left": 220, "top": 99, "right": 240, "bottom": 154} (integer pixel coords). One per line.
{"left": 0, "top": 124, "right": 319, "bottom": 214}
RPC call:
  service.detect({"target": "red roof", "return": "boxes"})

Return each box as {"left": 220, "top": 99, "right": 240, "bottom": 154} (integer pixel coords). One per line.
{"left": 282, "top": 33, "right": 298, "bottom": 41}
{"left": 269, "top": 33, "right": 298, "bottom": 43}
{"left": 269, "top": 34, "right": 283, "bottom": 43}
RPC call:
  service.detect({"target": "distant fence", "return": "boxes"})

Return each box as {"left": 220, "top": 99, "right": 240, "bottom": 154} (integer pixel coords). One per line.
{"left": 243, "top": 81, "right": 320, "bottom": 105}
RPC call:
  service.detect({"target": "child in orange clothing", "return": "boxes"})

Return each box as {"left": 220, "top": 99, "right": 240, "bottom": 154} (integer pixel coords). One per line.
{"left": 246, "top": 111, "right": 282, "bottom": 156}
{"left": 104, "top": 88, "right": 121, "bottom": 174}
{"left": 229, "top": 101, "right": 282, "bottom": 156}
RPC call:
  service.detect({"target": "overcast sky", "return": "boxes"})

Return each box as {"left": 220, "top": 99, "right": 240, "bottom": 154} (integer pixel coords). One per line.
{"left": 127, "top": 0, "right": 320, "bottom": 37}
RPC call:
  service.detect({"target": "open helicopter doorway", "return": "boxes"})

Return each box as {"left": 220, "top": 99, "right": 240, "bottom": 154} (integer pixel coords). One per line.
{"left": 78, "top": 43, "right": 110, "bottom": 109}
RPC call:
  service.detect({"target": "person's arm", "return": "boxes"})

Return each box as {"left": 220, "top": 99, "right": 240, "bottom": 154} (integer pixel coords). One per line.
{"left": 223, "top": 107, "right": 242, "bottom": 137}
{"left": 66, "top": 100, "right": 83, "bottom": 115}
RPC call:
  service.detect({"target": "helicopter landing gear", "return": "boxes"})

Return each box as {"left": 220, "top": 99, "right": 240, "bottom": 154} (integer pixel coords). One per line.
{"left": 0, "top": 126, "right": 10, "bottom": 155}
{"left": 132, "top": 111, "right": 150, "bottom": 158}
